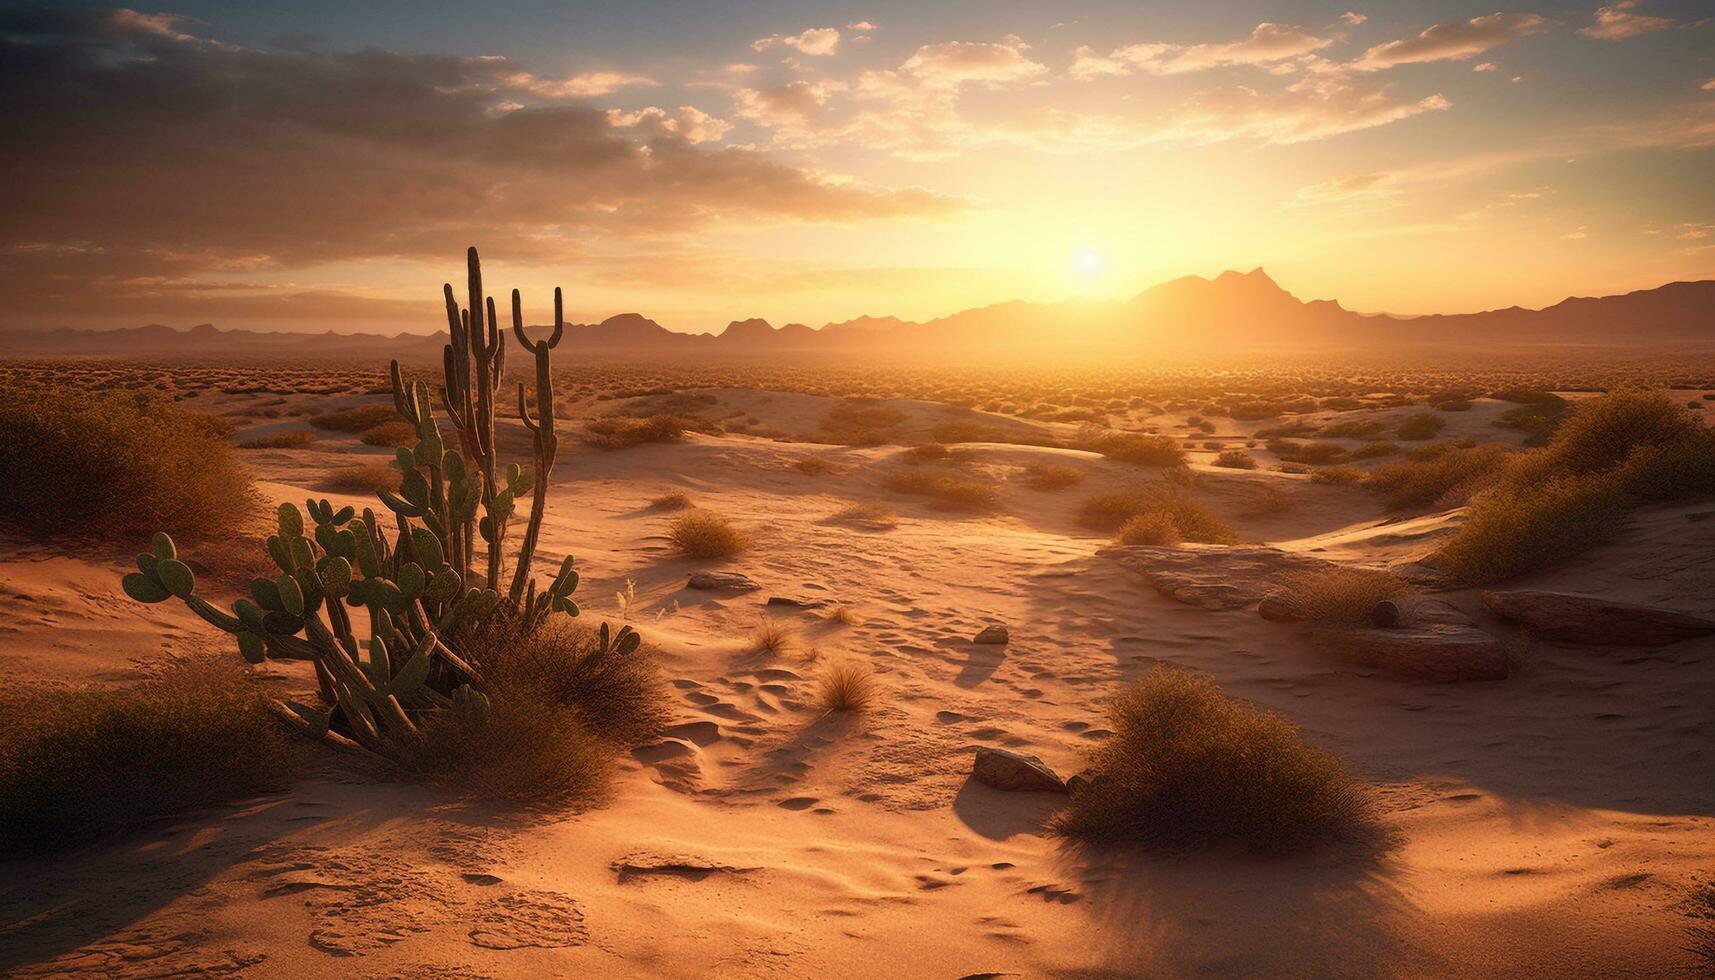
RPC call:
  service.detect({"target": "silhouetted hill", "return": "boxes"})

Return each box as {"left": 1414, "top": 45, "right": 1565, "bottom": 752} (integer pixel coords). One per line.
{"left": 6, "top": 273, "right": 1711, "bottom": 361}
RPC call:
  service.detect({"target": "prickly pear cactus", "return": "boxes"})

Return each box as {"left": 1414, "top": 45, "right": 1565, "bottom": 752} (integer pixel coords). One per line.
{"left": 118, "top": 248, "right": 639, "bottom": 760}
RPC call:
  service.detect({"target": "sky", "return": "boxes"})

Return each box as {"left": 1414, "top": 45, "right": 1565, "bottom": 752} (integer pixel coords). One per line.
{"left": 1, "top": 1, "right": 1711, "bottom": 334}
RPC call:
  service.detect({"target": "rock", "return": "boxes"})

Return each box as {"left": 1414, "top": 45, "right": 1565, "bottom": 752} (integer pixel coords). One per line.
{"left": 1312, "top": 624, "right": 1510, "bottom": 682}
{"left": 766, "top": 595, "right": 832, "bottom": 609}
{"left": 973, "top": 624, "right": 1010, "bottom": 644}
{"left": 971, "top": 747, "right": 1068, "bottom": 793}
{"left": 687, "top": 571, "right": 759, "bottom": 591}
{"left": 1258, "top": 592, "right": 1306, "bottom": 622}
{"left": 1482, "top": 590, "right": 1715, "bottom": 646}
{"left": 1101, "top": 544, "right": 1353, "bottom": 611}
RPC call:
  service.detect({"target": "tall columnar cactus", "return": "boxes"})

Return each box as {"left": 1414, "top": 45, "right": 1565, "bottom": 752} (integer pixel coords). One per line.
{"left": 120, "top": 247, "right": 639, "bottom": 758}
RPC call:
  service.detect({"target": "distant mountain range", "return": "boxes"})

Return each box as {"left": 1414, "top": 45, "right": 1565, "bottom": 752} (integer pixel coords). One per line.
{"left": 5, "top": 270, "right": 1712, "bottom": 362}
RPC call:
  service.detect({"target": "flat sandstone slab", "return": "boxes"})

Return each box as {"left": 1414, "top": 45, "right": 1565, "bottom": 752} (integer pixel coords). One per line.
{"left": 1483, "top": 590, "right": 1715, "bottom": 646}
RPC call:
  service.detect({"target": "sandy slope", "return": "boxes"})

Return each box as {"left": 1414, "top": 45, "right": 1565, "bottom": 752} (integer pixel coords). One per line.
{"left": 3, "top": 390, "right": 1713, "bottom": 977}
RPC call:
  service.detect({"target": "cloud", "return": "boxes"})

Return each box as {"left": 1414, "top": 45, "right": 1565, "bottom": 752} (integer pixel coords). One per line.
{"left": 732, "top": 80, "right": 845, "bottom": 126}
{"left": 751, "top": 27, "right": 841, "bottom": 56}
{"left": 1704, "top": 79, "right": 1715, "bottom": 91}
{"left": 607, "top": 105, "right": 732, "bottom": 143}
{"left": 1109, "top": 23, "right": 1334, "bottom": 75}
{"left": 1289, "top": 172, "right": 1401, "bottom": 213}
{"left": 900, "top": 39, "right": 1048, "bottom": 87}
{"left": 1356, "top": 12, "right": 1549, "bottom": 70}
{"left": 1068, "top": 46, "right": 1129, "bottom": 80}
{"left": 1340, "top": 12, "right": 1367, "bottom": 27}
{"left": 0, "top": 9, "right": 960, "bottom": 325}
{"left": 1473, "top": 62, "right": 1499, "bottom": 72}
{"left": 848, "top": 21, "right": 877, "bottom": 33}
{"left": 1580, "top": 1, "right": 1676, "bottom": 40}
{"left": 507, "top": 70, "right": 658, "bottom": 97}
{"left": 1166, "top": 66, "right": 1450, "bottom": 144}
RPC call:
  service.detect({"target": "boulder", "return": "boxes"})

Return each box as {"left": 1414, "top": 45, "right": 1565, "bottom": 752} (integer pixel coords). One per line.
{"left": 1482, "top": 590, "right": 1715, "bottom": 646}
{"left": 971, "top": 747, "right": 1068, "bottom": 793}
{"left": 687, "top": 571, "right": 759, "bottom": 592}
{"left": 1312, "top": 624, "right": 1509, "bottom": 682}
{"left": 1101, "top": 544, "right": 1356, "bottom": 611}
{"left": 766, "top": 595, "right": 832, "bottom": 609}
{"left": 973, "top": 624, "right": 1010, "bottom": 644}
{"left": 1258, "top": 592, "right": 1306, "bottom": 622}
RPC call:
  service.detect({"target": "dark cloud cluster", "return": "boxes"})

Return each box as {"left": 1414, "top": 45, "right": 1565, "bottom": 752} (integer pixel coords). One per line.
{"left": 0, "top": 8, "right": 957, "bottom": 325}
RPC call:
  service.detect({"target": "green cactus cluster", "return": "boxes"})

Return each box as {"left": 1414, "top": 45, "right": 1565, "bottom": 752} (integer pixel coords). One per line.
{"left": 119, "top": 247, "right": 640, "bottom": 759}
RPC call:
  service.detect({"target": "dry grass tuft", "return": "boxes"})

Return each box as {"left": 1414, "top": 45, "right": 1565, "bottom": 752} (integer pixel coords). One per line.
{"left": 1310, "top": 466, "right": 1365, "bottom": 485}
{"left": 1021, "top": 461, "right": 1087, "bottom": 490}
{"left": 1364, "top": 443, "right": 1509, "bottom": 509}
{"left": 238, "top": 429, "right": 317, "bottom": 450}
{"left": 1084, "top": 431, "right": 1188, "bottom": 467}
{"left": 1214, "top": 448, "right": 1257, "bottom": 469}
{"left": 0, "top": 384, "right": 255, "bottom": 541}
{"left": 1395, "top": 412, "right": 1448, "bottom": 440}
{"left": 1053, "top": 667, "right": 1375, "bottom": 853}
{"left": 1687, "top": 878, "right": 1715, "bottom": 970}
{"left": 0, "top": 656, "right": 300, "bottom": 854}
{"left": 816, "top": 659, "right": 876, "bottom": 713}
{"left": 324, "top": 463, "right": 403, "bottom": 494}
{"left": 669, "top": 509, "right": 749, "bottom": 557}
{"left": 830, "top": 501, "right": 899, "bottom": 529}
{"left": 648, "top": 490, "right": 693, "bottom": 511}
{"left": 1275, "top": 567, "right": 1416, "bottom": 625}
{"left": 752, "top": 617, "right": 796, "bottom": 657}
{"left": 825, "top": 604, "right": 856, "bottom": 625}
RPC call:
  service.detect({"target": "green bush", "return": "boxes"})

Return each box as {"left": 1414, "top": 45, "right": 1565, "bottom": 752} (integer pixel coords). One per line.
{"left": 1053, "top": 667, "right": 1374, "bottom": 853}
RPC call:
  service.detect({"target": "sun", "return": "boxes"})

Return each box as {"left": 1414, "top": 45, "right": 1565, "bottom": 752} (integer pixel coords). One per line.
{"left": 1073, "top": 248, "right": 1105, "bottom": 275}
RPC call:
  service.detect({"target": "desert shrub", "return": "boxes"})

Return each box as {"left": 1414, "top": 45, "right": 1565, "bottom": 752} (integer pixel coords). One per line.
{"left": 360, "top": 420, "right": 419, "bottom": 447}
{"left": 405, "top": 688, "right": 609, "bottom": 805}
{"left": 1116, "top": 513, "right": 1181, "bottom": 546}
{"left": 902, "top": 443, "right": 952, "bottom": 464}
{"left": 1349, "top": 440, "right": 1399, "bottom": 460}
{"left": 816, "top": 659, "right": 876, "bottom": 713}
{"left": 648, "top": 490, "right": 693, "bottom": 511}
{"left": 1275, "top": 567, "right": 1415, "bottom": 625}
{"left": 1436, "top": 390, "right": 1715, "bottom": 582}
{"left": 1687, "top": 878, "right": 1715, "bottom": 970}
{"left": 239, "top": 429, "right": 317, "bottom": 450}
{"left": 469, "top": 618, "right": 668, "bottom": 749}
{"left": 820, "top": 399, "right": 906, "bottom": 445}
{"left": 1318, "top": 419, "right": 1386, "bottom": 439}
{"left": 1243, "top": 484, "right": 1297, "bottom": 516}
{"left": 1364, "top": 443, "right": 1510, "bottom": 509}
{"left": 1269, "top": 440, "right": 1348, "bottom": 465}
{"left": 1021, "top": 461, "right": 1086, "bottom": 490}
{"left": 324, "top": 463, "right": 403, "bottom": 494}
{"left": 1087, "top": 431, "right": 1187, "bottom": 467}
{"left": 669, "top": 509, "right": 748, "bottom": 557}
{"left": 1310, "top": 466, "right": 1364, "bottom": 485}
{"left": 1396, "top": 412, "right": 1447, "bottom": 441}
{"left": 585, "top": 414, "right": 686, "bottom": 449}
{"left": 883, "top": 471, "right": 999, "bottom": 511}
{"left": 1214, "top": 449, "right": 1257, "bottom": 469}
{"left": 1052, "top": 667, "right": 1373, "bottom": 853}
{"left": 1256, "top": 420, "right": 1319, "bottom": 439}
{"left": 794, "top": 456, "right": 838, "bottom": 476}
{"left": 0, "top": 383, "right": 254, "bottom": 541}
{"left": 1436, "top": 472, "right": 1624, "bottom": 583}
{"left": 1227, "top": 400, "right": 1288, "bottom": 421}
{"left": 0, "top": 657, "right": 300, "bottom": 854}
{"left": 930, "top": 421, "right": 996, "bottom": 443}
{"left": 1080, "top": 490, "right": 1239, "bottom": 543}
{"left": 830, "top": 502, "right": 898, "bottom": 528}
{"left": 310, "top": 404, "right": 396, "bottom": 432}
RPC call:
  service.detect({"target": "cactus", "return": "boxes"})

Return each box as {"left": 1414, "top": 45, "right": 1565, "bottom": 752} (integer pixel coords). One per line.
{"left": 120, "top": 248, "right": 637, "bottom": 761}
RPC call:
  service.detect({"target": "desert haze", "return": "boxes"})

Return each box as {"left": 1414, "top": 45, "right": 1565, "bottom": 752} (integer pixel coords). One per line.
{"left": 3, "top": 2, "right": 1715, "bottom": 979}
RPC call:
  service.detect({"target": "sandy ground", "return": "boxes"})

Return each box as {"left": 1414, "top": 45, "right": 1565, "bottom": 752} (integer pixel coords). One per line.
{"left": 2, "top": 386, "right": 1713, "bottom": 977}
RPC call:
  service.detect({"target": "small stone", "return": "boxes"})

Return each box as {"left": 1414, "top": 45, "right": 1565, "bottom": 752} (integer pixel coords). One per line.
{"left": 971, "top": 746, "right": 1067, "bottom": 793}
{"left": 766, "top": 595, "right": 832, "bottom": 608}
{"left": 1369, "top": 599, "right": 1404, "bottom": 628}
{"left": 973, "top": 624, "right": 1009, "bottom": 644}
{"left": 687, "top": 571, "right": 759, "bottom": 591}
